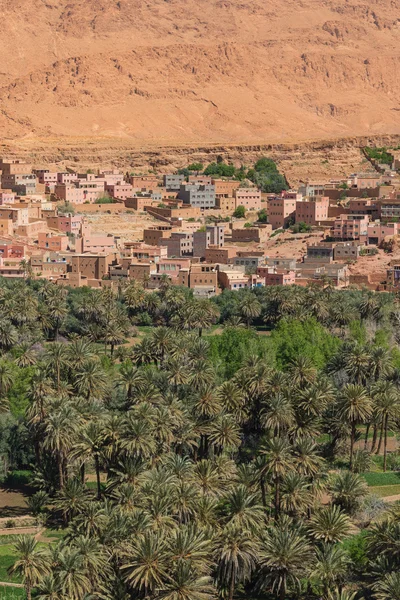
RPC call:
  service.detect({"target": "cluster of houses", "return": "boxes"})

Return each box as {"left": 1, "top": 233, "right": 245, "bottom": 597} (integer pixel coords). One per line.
{"left": 1, "top": 157, "right": 400, "bottom": 292}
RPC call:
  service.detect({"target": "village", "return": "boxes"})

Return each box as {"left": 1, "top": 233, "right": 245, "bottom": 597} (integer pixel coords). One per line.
{"left": 0, "top": 155, "right": 400, "bottom": 293}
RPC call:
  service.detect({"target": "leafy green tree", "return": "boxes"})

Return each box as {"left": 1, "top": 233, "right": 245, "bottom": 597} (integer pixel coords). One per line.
{"left": 233, "top": 205, "right": 246, "bottom": 218}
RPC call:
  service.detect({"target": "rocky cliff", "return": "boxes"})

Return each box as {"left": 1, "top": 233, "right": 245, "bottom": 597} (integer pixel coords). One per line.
{"left": 2, "top": 0, "right": 400, "bottom": 147}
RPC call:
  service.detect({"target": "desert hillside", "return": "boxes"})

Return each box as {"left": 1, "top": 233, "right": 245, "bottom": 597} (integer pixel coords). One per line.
{"left": 1, "top": 0, "right": 400, "bottom": 146}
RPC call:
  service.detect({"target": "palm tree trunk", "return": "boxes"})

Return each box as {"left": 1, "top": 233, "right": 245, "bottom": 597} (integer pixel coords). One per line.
{"left": 26, "top": 583, "right": 32, "bottom": 600}
{"left": 80, "top": 463, "right": 85, "bottom": 484}
{"left": 371, "top": 423, "right": 378, "bottom": 453}
{"left": 383, "top": 415, "right": 389, "bottom": 472}
{"left": 350, "top": 422, "right": 355, "bottom": 471}
{"left": 198, "top": 327, "right": 202, "bottom": 338}
{"left": 58, "top": 452, "right": 64, "bottom": 490}
{"left": 111, "top": 343, "right": 115, "bottom": 358}
{"left": 274, "top": 478, "right": 280, "bottom": 519}
{"left": 228, "top": 570, "right": 235, "bottom": 600}
{"left": 364, "top": 422, "right": 370, "bottom": 450}
{"left": 279, "top": 579, "right": 286, "bottom": 600}
{"left": 376, "top": 420, "right": 384, "bottom": 455}
{"left": 260, "top": 475, "right": 267, "bottom": 507}
{"left": 95, "top": 455, "right": 101, "bottom": 500}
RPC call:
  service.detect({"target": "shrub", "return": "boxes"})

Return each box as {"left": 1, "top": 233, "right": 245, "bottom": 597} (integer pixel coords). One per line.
{"left": 5, "top": 519, "right": 16, "bottom": 528}
{"left": 257, "top": 208, "right": 268, "bottom": 223}
{"left": 57, "top": 202, "right": 75, "bottom": 215}
{"left": 364, "top": 146, "right": 393, "bottom": 165}
{"left": 187, "top": 162, "right": 204, "bottom": 172}
{"left": 352, "top": 450, "right": 372, "bottom": 474}
{"left": 96, "top": 195, "right": 115, "bottom": 204}
{"left": 233, "top": 205, "right": 246, "bottom": 218}
{"left": 291, "top": 221, "right": 312, "bottom": 234}
{"left": 204, "top": 162, "right": 236, "bottom": 177}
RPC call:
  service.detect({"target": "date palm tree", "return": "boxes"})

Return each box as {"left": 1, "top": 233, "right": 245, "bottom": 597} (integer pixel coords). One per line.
{"left": 14, "top": 343, "right": 38, "bottom": 367}
{"left": 216, "top": 524, "right": 259, "bottom": 600}
{"left": 308, "top": 505, "right": 350, "bottom": 544}
{"left": 159, "top": 560, "right": 215, "bottom": 600}
{"left": 0, "top": 317, "right": 18, "bottom": 352}
{"left": 310, "top": 544, "right": 350, "bottom": 599}
{"left": 47, "top": 288, "right": 68, "bottom": 340}
{"left": 44, "top": 342, "right": 70, "bottom": 392}
{"left": 224, "top": 485, "right": 265, "bottom": 533}
{"left": 372, "top": 571, "right": 400, "bottom": 600}
{"left": 53, "top": 477, "right": 91, "bottom": 523}
{"left": 257, "top": 521, "right": 313, "bottom": 600}
{"left": 67, "top": 338, "right": 97, "bottom": 370}
{"left": 56, "top": 546, "right": 91, "bottom": 600}
{"left": 371, "top": 380, "right": 400, "bottom": 470}
{"left": 239, "top": 294, "right": 262, "bottom": 328}
{"left": 280, "top": 472, "right": 312, "bottom": 518}
{"left": 74, "top": 360, "right": 108, "bottom": 400}
{"left": 167, "top": 525, "right": 213, "bottom": 575}
{"left": 208, "top": 414, "right": 241, "bottom": 455}
{"left": 70, "top": 421, "right": 105, "bottom": 499}
{"left": 338, "top": 384, "right": 372, "bottom": 470}
{"left": 71, "top": 535, "right": 111, "bottom": 589}
{"left": 42, "top": 402, "right": 79, "bottom": 490}
{"left": 329, "top": 470, "right": 367, "bottom": 515}
{"left": 122, "top": 532, "right": 169, "bottom": 595}
{"left": 261, "top": 394, "right": 294, "bottom": 436}
{"left": 289, "top": 355, "right": 317, "bottom": 389}
{"left": 36, "top": 573, "right": 62, "bottom": 600}
{"left": 9, "top": 535, "right": 49, "bottom": 600}
{"left": 259, "top": 437, "right": 293, "bottom": 518}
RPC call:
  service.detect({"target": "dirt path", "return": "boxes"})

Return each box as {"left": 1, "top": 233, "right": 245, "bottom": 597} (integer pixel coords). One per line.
{"left": 0, "top": 527, "right": 38, "bottom": 536}
{"left": 382, "top": 494, "right": 400, "bottom": 503}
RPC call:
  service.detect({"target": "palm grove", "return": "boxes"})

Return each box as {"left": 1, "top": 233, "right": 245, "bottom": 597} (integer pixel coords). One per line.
{"left": 0, "top": 279, "right": 400, "bottom": 600}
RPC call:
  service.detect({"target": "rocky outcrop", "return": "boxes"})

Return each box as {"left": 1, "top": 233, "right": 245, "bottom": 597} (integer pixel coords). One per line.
{"left": 3, "top": 134, "right": 400, "bottom": 185}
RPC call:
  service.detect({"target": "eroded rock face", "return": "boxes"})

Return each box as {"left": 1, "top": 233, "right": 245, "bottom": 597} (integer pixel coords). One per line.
{"left": 1, "top": 0, "right": 400, "bottom": 145}
{"left": 1, "top": 134, "right": 399, "bottom": 186}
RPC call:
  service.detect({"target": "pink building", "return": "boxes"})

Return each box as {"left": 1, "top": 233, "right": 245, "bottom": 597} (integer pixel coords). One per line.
{"left": 57, "top": 173, "right": 78, "bottom": 184}
{"left": 0, "top": 192, "right": 16, "bottom": 205}
{"left": 38, "top": 232, "right": 69, "bottom": 252}
{"left": 0, "top": 244, "right": 25, "bottom": 259}
{"left": 263, "top": 268, "right": 296, "bottom": 286}
{"left": 75, "top": 234, "right": 116, "bottom": 253}
{"left": 217, "top": 269, "right": 251, "bottom": 291}
{"left": 35, "top": 170, "right": 58, "bottom": 185}
{"left": 295, "top": 197, "right": 329, "bottom": 225}
{"left": 268, "top": 193, "right": 297, "bottom": 229}
{"left": 105, "top": 183, "right": 133, "bottom": 200}
{"left": 333, "top": 214, "right": 369, "bottom": 240}
{"left": 55, "top": 183, "right": 105, "bottom": 204}
{"left": 46, "top": 214, "right": 83, "bottom": 234}
{"left": 99, "top": 170, "right": 125, "bottom": 185}
{"left": 55, "top": 184, "right": 85, "bottom": 204}
{"left": 361, "top": 222, "right": 400, "bottom": 245}
{"left": 234, "top": 188, "right": 262, "bottom": 211}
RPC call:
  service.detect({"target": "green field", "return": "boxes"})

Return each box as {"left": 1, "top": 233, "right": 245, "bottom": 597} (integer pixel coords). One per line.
{"left": 0, "top": 589, "right": 25, "bottom": 600}
{"left": 362, "top": 471, "right": 400, "bottom": 486}
{"left": 0, "top": 546, "right": 21, "bottom": 584}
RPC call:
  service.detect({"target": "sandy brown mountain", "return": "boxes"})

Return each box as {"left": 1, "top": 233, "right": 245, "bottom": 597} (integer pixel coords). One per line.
{"left": 1, "top": 0, "right": 400, "bottom": 149}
